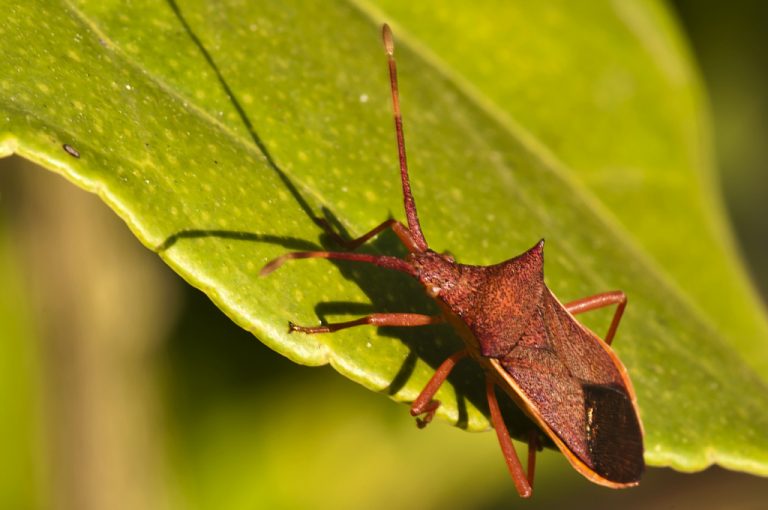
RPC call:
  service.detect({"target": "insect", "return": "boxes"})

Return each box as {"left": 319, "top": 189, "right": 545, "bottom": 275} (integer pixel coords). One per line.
{"left": 261, "top": 24, "right": 644, "bottom": 497}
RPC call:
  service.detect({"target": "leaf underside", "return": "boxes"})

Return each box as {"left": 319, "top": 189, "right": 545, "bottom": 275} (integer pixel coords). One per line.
{"left": 1, "top": 0, "right": 767, "bottom": 477}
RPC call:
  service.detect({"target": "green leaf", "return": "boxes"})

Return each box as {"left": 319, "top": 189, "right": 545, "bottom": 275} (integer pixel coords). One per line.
{"left": 1, "top": 0, "right": 767, "bottom": 478}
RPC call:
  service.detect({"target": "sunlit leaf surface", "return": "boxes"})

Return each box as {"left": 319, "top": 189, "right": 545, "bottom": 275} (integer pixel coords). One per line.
{"left": 1, "top": 0, "right": 767, "bottom": 477}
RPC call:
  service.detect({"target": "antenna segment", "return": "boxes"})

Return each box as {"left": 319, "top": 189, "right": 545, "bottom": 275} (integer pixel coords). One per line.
{"left": 382, "top": 24, "right": 428, "bottom": 252}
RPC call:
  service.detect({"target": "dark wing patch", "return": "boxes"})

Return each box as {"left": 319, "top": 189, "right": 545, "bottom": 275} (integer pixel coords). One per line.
{"left": 584, "top": 384, "right": 644, "bottom": 483}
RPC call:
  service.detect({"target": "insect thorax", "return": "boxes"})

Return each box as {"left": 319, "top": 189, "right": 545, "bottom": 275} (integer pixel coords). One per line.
{"left": 412, "top": 241, "right": 548, "bottom": 359}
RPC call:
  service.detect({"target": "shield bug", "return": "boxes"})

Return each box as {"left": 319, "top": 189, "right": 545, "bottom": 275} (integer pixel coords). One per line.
{"left": 261, "top": 24, "right": 644, "bottom": 497}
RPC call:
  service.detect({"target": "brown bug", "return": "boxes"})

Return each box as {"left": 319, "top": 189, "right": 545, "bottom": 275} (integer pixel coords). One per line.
{"left": 261, "top": 24, "right": 644, "bottom": 497}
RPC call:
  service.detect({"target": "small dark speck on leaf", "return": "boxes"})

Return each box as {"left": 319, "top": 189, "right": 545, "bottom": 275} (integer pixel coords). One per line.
{"left": 62, "top": 144, "right": 80, "bottom": 158}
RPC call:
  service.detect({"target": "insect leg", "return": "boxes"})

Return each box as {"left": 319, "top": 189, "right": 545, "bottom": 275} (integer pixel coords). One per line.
{"left": 409, "top": 349, "right": 468, "bottom": 428}
{"left": 260, "top": 251, "right": 414, "bottom": 277}
{"left": 486, "top": 379, "right": 533, "bottom": 498}
{"left": 290, "top": 313, "right": 443, "bottom": 334}
{"left": 316, "top": 218, "right": 422, "bottom": 253}
{"left": 564, "top": 291, "right": 627, "bottom": 345}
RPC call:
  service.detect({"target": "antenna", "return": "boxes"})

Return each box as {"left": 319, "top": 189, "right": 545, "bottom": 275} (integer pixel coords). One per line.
{"left": 382, "top": 24, "right": 428, "bottom": 252}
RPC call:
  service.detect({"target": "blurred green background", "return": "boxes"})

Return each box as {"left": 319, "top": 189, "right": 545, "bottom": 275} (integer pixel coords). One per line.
{"left": 1, "top": 1, "right": 767, "bottom": 509}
